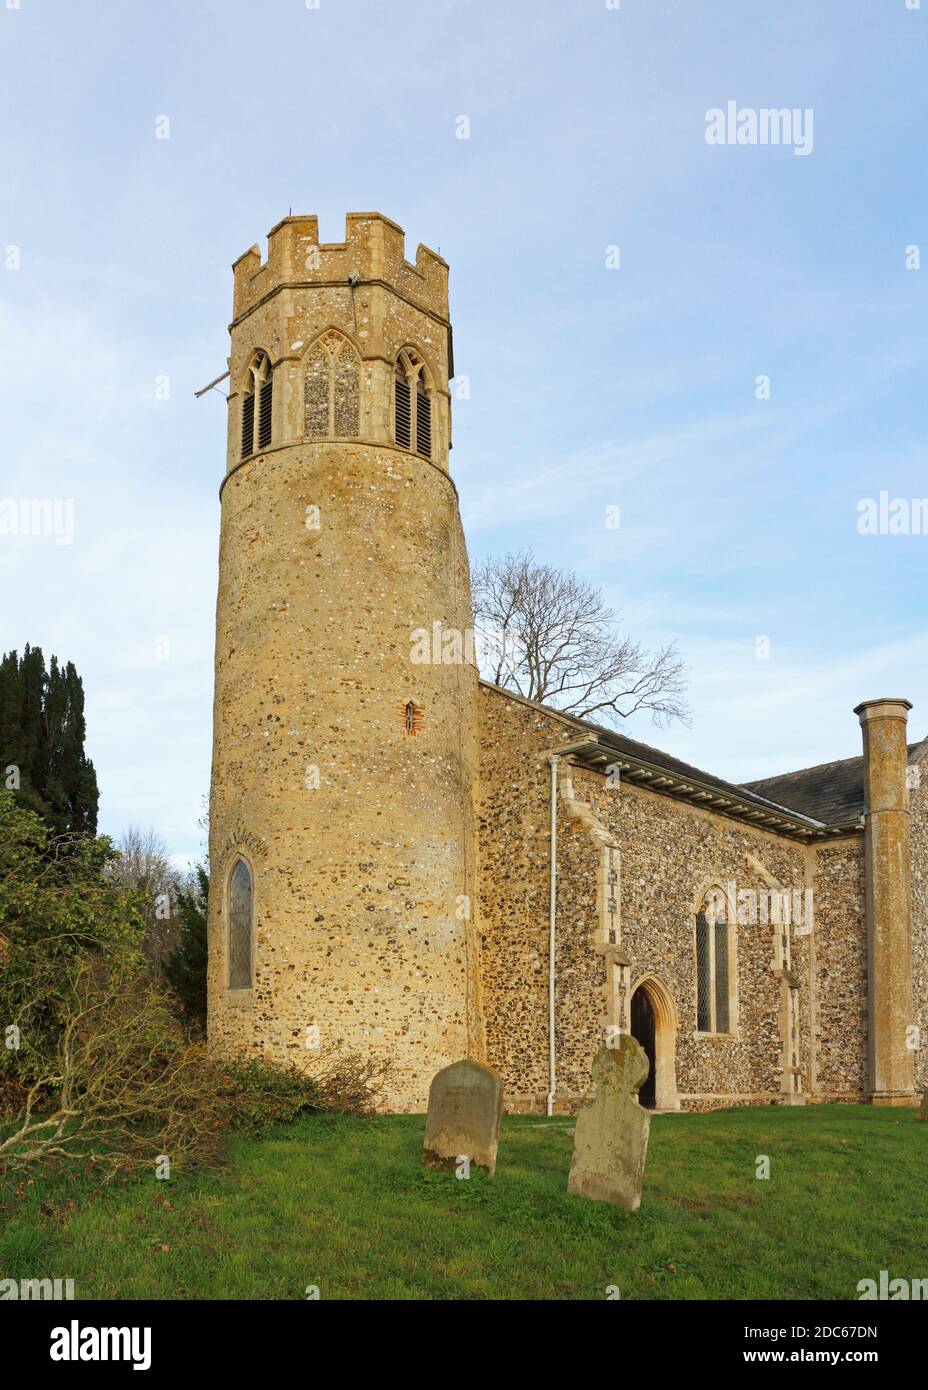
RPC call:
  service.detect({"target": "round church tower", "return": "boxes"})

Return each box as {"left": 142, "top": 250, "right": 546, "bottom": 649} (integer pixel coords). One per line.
{"left": 207, "top": 212, "right": 484, "bottom": 1111}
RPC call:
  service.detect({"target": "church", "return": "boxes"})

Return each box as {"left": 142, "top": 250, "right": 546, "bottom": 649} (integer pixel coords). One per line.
{"left": 206, "top": 211, "right": 927, "bottom": 1114}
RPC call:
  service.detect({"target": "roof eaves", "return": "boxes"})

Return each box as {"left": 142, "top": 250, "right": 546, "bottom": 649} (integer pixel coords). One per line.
{"left": 480, "top": 679, "right": 836, "bottom": 840}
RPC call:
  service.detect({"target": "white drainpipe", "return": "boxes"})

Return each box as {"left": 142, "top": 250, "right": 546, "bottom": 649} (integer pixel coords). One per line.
{"left": 543, "top": 736, "right": 601, "bottom": 1118}
{"left": 546, "top": 753, "right": 560, "bottom": 1117}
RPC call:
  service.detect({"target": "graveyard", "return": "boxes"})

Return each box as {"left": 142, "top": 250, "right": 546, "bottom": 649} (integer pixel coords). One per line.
{"left": 2, "top": 1103, "right": 923, "bottom": 1302}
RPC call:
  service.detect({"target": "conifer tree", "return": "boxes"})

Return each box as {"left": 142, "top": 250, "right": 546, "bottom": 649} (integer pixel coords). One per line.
{"left": 0, "top": 647, "right": 99, "bottom": 834}
{"left": 163, "top": 864, "right": 209, "bottom": 1032}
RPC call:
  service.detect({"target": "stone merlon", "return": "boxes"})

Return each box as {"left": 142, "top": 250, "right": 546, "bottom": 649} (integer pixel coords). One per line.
{"left": 231, "top": 212, "right": 449, "bottom": 325}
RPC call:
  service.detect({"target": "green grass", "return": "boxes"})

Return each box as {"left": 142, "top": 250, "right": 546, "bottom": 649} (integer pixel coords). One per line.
{"left": 2, "top": 1105, "right": 924, "bottom": 1300}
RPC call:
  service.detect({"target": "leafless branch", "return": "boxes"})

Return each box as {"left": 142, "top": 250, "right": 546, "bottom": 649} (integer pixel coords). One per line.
{"left": 472, "top": 550, "right": 690, "bottom": 728}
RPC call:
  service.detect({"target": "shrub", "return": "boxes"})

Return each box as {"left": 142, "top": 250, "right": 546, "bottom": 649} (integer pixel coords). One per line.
{"left": 220, "top": 1052, "right": 390, "bottom": 1134}
{"left": 0, "top": 789, "right": 389, "bottom": 1181}
{"left": 0, "top": 790, "right": 146, "bottom": 1088}
{"left": 0, "top": 956, "right": 388, "bottom": 1180}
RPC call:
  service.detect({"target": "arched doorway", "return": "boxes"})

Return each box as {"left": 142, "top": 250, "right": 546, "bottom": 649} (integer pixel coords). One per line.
{"left": 629, "top": 975, "right": 680, "bottom": 1111}
{"left": 630, "top": 987, "right": 656, "bottom": 1107}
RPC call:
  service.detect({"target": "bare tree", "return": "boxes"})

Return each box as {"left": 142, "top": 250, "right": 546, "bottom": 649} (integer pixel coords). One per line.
{"left": 472, "top": 550, "right": 690, "bottom": 727}
{"left": 108, "top": 826, "right": 180, "bottom": 966}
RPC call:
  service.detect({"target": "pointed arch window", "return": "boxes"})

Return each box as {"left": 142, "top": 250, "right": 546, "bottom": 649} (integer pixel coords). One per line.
{"left": 241, "top": 351, "right": 273, "bottom": 460}
{"left": 695, "top": 887, "right": 732, "bottom": 1033}
{"left": 394, "top": 349, "right": 432, "bottom": 460}
{"left": 228, "top": 857, "right": 253, "bottom": 989}
{"left": 303, "top": 331, "right": 360, "bottom": 439}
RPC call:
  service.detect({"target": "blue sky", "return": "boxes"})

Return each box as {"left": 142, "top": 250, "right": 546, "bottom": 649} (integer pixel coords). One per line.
{"left": 1, "top": 0, "right": 926, "bottom": 864}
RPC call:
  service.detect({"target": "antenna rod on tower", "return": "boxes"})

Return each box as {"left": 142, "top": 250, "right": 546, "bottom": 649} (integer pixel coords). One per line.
{"left": 195, "top": 370, "right": 230, "bottom": 399}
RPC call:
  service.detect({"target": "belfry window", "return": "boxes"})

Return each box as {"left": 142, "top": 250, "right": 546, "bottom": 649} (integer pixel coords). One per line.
{"left": 695, "top": 887, "right": 732, "bottom": 1033}
{"left": 228, "top": 857, "right": 253, "bottom": 989}
{"left": 416, "top": 376, "right": 432, "bottom": 458}
{"left": 394, "top": 368, "right": 411, "bottom": 450}
{"left": 394, "top": 349, "right": 432, "bottom": 460}
{"left": 303, "top": 331, "right": 360, "bottom": 439}
{"left": 258, "top": 373, "right": 273, "bottom": 450}
{"left": 241, "top": 391, "right": 255, "bottom": 459}
{"left": 241, "top": 351, "right": 273, "bottom": 460}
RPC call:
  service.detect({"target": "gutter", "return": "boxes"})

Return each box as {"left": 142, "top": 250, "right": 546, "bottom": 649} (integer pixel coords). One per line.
{"left": 481, "top": 681, "right": 843, "bottom": 841}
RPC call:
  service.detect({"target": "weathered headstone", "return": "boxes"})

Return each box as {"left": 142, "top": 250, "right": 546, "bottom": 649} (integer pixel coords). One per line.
{"left": 422, "top": 1059, "right": 503, "bottom": 1176}
{"left": 567, "top": 1037, "right": 650, "bottom": 1210}
{"left": 918, "top": 1088, "right": 928, "bottom": 1121}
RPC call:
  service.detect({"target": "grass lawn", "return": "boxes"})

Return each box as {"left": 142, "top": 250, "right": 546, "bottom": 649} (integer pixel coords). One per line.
{"left": 1, "top": 1104, "right": 924, "bottom": 1300}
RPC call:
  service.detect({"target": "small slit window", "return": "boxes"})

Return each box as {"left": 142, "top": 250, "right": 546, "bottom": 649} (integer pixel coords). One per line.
{"left": 400, "top": 700, "right": 424, "bottom": 735}
{"left": 228, "top": 857, "right": 253, "bottom": 989}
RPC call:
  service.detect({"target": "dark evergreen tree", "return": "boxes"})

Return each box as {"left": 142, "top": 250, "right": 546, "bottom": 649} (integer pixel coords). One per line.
{"left": 0, "top": 647, "right": 98, "bottom": 834}
{"left": 164, "top": 864, "right": 209, "bottom": 1032}
{"left": 0, "top": 651, "right": 27, "bottom": 803}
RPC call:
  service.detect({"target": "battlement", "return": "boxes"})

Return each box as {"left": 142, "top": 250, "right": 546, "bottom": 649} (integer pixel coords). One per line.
{"left": 231, "top": 212, "right": 449, "bottom": 323}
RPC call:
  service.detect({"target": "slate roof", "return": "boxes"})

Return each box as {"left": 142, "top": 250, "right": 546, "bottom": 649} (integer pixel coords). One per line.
{"left": 743, "top": 742, "right": 926, "bottom": 825}
{"left": 557, "top": 708, "right": 823, "bottom": 822}
{"left": 482, "top": 682, "right": 827, "bottom": 837}
{"left": 481, "top": 679, "right": 926, "bottom": 837}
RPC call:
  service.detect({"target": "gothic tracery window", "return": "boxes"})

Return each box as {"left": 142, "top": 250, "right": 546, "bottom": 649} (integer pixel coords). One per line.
{"left": 394, "top": 348, "right": 432, "bottom": 459}
{"left": 241, "top": 351, "right": 273, "bottom": 460}
{"left": 303, "top": 331, "right": 360, "bottom": 439}
{"left": 695, "top": 887, "right": 731, "bottom": 1033}
{"left": 228, "top": 857, "right": 253, "bottom": 989}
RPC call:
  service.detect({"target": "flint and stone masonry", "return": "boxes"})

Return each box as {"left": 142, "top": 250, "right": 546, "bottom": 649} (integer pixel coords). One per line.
{"left": 207, "top": 211, "right": 926, "bottom": 1114}
{"left": 207, "top": 215, "right": 483, "bottom": 1111}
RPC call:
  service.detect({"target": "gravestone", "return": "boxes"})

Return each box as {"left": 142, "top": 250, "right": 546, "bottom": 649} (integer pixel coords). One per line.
{"left": 918, "top": 1088, "right": 928, "bottom": 1121}
{"left": 422, "top": 1059, "right": 503, "bottom": 1176}
{"left": 567, "top": 1037, "right": 650, "bottom": 1210}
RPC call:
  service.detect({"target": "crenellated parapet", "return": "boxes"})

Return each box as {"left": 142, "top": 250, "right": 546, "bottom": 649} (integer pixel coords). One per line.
{"left": 225, "top": 211, "right": 453, "bottom": 474}
{"left": 231, "top": 212, "right": 449, "bottom": 325}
